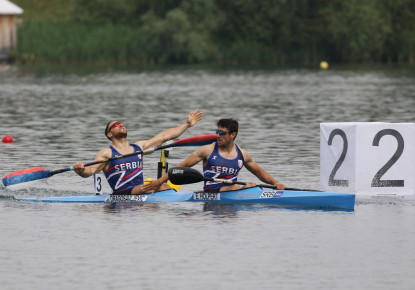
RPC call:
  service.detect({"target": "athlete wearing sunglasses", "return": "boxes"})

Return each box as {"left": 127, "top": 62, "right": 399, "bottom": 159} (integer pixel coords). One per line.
{"left": 73, "top": 110, "right": 204, "bottom": 195}
{"left": 152, "top": 118, "right": 284, "bottom": 192}
{"left": 215, "top": 129, "right": 229, "bottom": 135}
{"left": 106, "top": 121, "right": 123, "bottom": 135}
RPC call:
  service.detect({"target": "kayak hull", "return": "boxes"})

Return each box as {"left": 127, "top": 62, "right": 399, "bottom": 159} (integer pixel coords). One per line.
{"left": 19, "top": 187, "right": 355, "bottom": 210}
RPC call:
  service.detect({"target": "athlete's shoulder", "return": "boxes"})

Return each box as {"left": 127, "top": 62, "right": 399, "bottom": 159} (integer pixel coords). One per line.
{"left": 237, "top": 145, "right": 251, "bottom": 161}
{"left": 189, "top": 143, "right": 214, "bottom": 160}
{"left": 200, "top": 142, "right": 216, "bottom": 155}
{"left": 96, "top": 147, "right": 112, "bottom": 159}
{"left": 130, "top": 143, "right": 142, "bottom": 150}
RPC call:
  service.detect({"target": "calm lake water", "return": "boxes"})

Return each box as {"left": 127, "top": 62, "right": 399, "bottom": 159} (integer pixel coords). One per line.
{"left": 1, "top": 64, "right": 415, "bottom": 289}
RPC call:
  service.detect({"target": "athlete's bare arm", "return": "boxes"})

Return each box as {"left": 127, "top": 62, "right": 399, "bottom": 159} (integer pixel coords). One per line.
{"left": 136, "top": 110, "right": 203, "bottom": 150}
{"left": 73, "top": 148, "right": 111, "bottom": 178}
{"left": 242, "top": 149, "right": 284, "bottom": 189}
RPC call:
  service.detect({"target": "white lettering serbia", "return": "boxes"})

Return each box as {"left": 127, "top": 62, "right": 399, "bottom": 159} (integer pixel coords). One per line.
{"left": 105, "top": 144, "right": 143, "bottom": 193}
{"left": 203, "top": 142, "right": 245, "bottom": 191}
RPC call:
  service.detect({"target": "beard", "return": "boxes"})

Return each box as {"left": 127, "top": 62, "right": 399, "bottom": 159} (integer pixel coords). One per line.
{"left": 114, "top": 131, "right": 127, "bottom": 139}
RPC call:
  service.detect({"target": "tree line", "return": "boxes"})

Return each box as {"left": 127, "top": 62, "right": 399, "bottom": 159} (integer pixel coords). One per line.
{"left": 16, "top": 0, "right": 415, "bottom": 65}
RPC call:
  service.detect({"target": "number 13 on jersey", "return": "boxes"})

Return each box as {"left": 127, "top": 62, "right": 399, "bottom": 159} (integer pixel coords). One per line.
{"left": 320, "top": 123, "right": 415, "bottom": 199}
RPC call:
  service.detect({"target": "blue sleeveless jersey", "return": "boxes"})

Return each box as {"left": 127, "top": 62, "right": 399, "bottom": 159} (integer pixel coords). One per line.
{"left": 203, "top": 142, "right": 245, "bottom": 191}
{"left": 105, "top": 144, "right": 144, "bottom": 193}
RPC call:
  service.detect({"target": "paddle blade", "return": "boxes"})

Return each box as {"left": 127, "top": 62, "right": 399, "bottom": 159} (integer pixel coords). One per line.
{"left": 171, "top": 134, "right": 216, "bottom": 147}
{"left": 2, "top": 168, "right": 52, "bottom": 187}
{"left": 168, "top": 167, "right": 205, "bottom": 185}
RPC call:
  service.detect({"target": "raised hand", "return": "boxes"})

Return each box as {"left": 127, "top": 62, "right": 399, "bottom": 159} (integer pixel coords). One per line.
{"left": 187, "top": 109, "right": 203, "bottom": 127}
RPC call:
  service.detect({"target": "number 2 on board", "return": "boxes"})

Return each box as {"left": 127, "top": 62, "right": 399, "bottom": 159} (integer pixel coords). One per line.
{"left": 327, "top": 128, "right": 404, "bottom": 188}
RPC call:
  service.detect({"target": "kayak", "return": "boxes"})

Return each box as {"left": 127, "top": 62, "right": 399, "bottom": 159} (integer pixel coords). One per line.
{"left": 19, "top": 187, "right": 355, "bottom": 210}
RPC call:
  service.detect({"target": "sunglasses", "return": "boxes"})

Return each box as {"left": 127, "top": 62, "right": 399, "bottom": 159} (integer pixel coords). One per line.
{"left": 108, "top": 121, "right": 123, "bottom": 132}
{"left": 216, "top": 129, "right": 230, "bottom": 136}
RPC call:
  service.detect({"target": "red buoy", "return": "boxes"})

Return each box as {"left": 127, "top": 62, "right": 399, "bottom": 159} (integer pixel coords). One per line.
{"left": 2, "top": 135, "right": 13, "bottom": 143}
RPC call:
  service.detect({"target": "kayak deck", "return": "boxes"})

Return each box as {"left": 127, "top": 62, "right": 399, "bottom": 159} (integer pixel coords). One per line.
{"left": 18, "top": 187, "right": 355, "bottom": 210}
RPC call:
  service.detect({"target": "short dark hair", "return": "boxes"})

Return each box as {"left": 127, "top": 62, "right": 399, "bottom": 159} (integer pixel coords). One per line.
{"left": 104, "top": 121, "right": 115, "bottom": 140}
{"left": 217, "top": 118, "right": 238, "bottom": 137}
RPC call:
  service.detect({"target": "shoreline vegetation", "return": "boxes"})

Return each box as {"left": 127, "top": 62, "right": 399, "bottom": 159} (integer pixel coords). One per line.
{"left": 11, "top": 0, "right": 415, "bottom": 65}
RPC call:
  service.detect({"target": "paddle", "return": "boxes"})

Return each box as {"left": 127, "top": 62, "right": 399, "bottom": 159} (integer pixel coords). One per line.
{"left": 3, "top": 134, "right": 217, "bottom": 187}
{"left": 168, "top": 167, "right": 318, "bottom": 191}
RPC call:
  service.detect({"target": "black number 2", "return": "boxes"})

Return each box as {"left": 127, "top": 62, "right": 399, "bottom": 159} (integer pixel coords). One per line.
{"left": 371, "top": 129, "right": 405, "bottom": 187}
{"left": 327, "top": 128, "right": 405, "bottom": 188}
{"left": 328, "top": 129, "right": 349, "bottom": 187}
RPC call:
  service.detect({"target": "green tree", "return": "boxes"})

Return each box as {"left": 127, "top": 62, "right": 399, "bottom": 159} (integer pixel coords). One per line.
{"left": 140, "top": 0, "right": 218, "bottom": 63}
{"left": 324, "top": 0, "right": 391, "bottom": 62}
{"left": 381, "top": 0, "right": 415, "bottom": 63}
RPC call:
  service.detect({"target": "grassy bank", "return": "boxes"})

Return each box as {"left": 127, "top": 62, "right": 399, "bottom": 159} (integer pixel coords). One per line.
{"left": 17, "top": 22, "right": 149, "bottom": 65}
{"left": 13, "top": 0, "right": 74, "bottom": 22}
{"left": 11, "top": 0, "right": 415, "bottom": 65}
{"left": 17, "top": 21, "right": 291, "bottom": 65}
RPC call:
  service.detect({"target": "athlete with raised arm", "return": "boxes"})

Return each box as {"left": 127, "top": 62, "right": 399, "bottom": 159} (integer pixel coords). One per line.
{"left": 73, "top": 110, "right": 203, "bottom": 194}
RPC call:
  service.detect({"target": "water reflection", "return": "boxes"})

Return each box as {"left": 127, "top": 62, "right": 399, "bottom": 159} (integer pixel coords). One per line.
{"left": 202, "top": 203, "right": 241, "bottom": 217}
{"left": 202, "top": 202, "right": 356, "bottom": 215}
{"left": 0, "top": 194, "right": 16, "bottom": 200}
{"left": 102, "top": 202, "right": 160, "bottom": 214}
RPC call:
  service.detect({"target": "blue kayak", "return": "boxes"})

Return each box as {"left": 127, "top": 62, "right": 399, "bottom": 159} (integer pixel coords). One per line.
{"left": 19, "top": 187, "right": 355, "bottom": 210}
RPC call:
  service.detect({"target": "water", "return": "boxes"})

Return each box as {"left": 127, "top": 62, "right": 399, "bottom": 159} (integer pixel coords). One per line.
{"left": 1, "top": 64, "right": 415, "bottom": 289}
